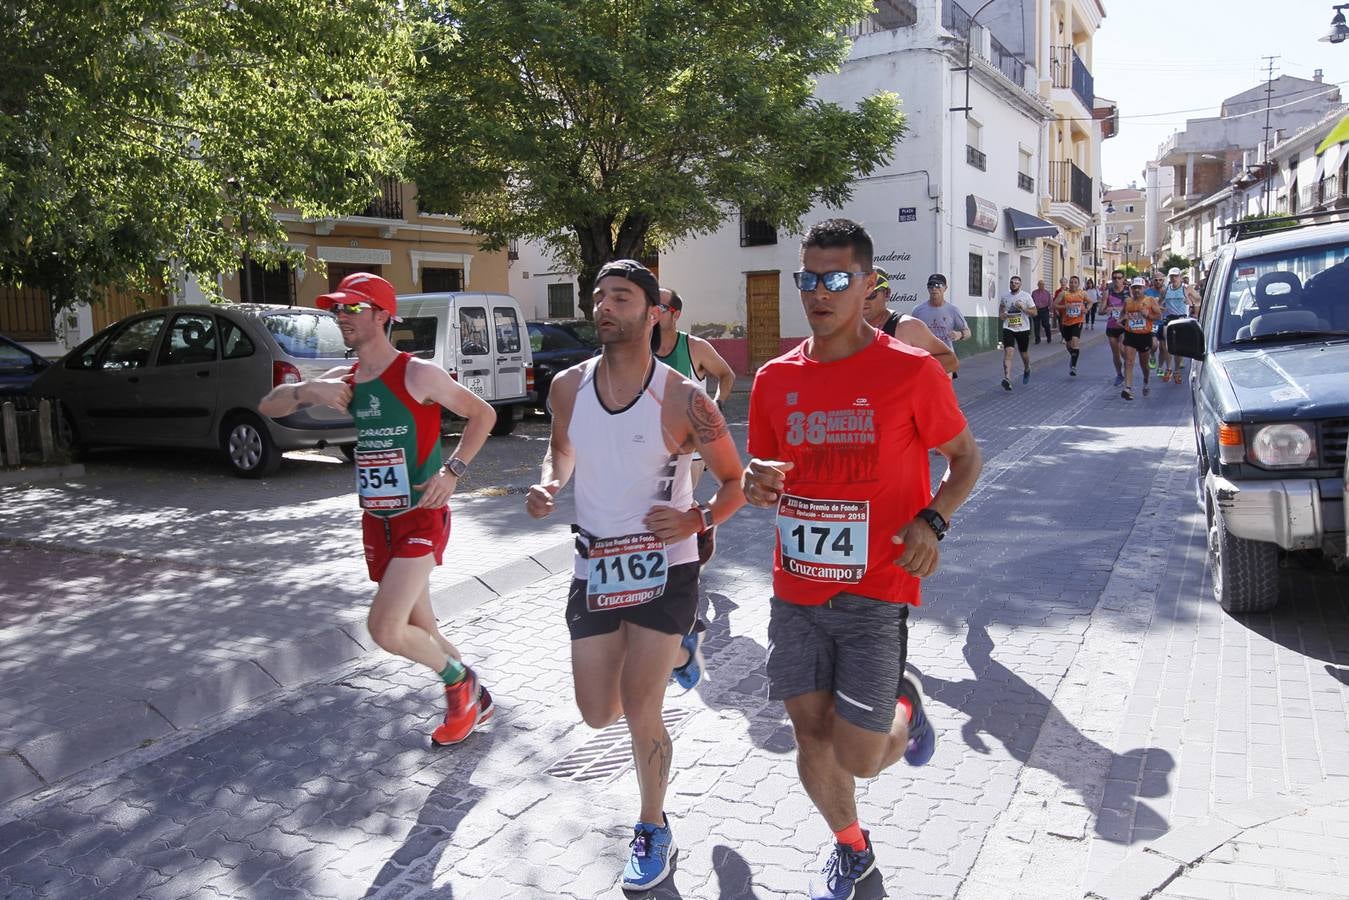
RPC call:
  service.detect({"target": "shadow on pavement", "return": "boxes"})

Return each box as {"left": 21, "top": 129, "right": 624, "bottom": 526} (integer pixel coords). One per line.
{"left": 695, "top": 592, "right": 794, "bottom": 754}
{"left": 1227, "top": 560, "right": 1349, "bottom": 668}
{"left": 923, "top": 614, "right": 1174, "bottom": 845}
{"left": 363, "top": 723, "right": 504, "bottom": 898}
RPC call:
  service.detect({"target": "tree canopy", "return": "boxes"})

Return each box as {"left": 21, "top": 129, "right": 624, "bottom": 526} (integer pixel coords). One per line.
{"left": 408, "top": 0, "right": 906, "bottom": 315}
{"left": 1160, "top": 253, "right": 1192, "bottom": 272}
{"left": 1, "top": 0, "right": 415, "bottom": 310}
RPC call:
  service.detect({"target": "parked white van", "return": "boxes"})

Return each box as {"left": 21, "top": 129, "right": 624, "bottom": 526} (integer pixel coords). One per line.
{"left": 392, "top": 292, "right": 535, "bottom": 435}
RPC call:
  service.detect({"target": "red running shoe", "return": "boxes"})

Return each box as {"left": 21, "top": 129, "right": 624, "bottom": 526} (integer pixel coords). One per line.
{"left": 431, "top": 669, "right": 483, "bottom": 747}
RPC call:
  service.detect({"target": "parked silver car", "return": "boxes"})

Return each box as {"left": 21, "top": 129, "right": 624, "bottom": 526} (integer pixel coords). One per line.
{"left": 32, "top": 303, "right": 356, "bottom": 476}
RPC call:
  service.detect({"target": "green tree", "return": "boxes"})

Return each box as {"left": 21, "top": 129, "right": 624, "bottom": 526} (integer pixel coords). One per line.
{"left": 1161, "top": 253, "right": 1191, "bottom": 272}
{"left": 408, "top": 0, "right": 906, "bottom": 317}
{"left": 1233, "top": 213, "right": 1297, "bottom": 237}
{"left": 1121, "top": 263, "right": 1140, "bottom": 279}
{"left": 1, "top": 1, "right": 415, "bottom": 313}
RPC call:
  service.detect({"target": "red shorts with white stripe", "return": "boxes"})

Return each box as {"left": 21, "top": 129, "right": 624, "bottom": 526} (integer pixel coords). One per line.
{"left": 361, "top": 507, "right": 451, "bottom": 583}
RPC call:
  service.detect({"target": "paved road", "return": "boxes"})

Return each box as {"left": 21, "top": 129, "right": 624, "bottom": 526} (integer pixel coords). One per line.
{"left": 1, "top": 333, "right": 1345, "bottom": 899}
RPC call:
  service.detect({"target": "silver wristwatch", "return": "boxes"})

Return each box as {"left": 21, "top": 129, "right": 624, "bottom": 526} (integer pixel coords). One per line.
{"left": 445, "top": 457, "right": 468, "bottom": 478}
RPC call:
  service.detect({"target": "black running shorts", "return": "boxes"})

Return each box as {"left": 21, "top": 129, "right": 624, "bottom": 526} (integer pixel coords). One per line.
{"left": 1060, "top": 323, "right": 1083, "bottom": 342}
{"left": 1001, "top": 329, "right": 1030, "bottom": 352}
{"left": 1123, "top": 331, "right": 1152, "bottom": 353}
{"left": 565, "top": 562, "right": 700, "bottom": 640}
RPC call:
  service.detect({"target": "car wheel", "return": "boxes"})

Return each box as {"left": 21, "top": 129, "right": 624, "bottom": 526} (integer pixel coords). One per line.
{"left": 1208, "top": 503, "right": 1279, "bottom": 613}
{"left": 338, "top": 443, "right": 357, "bottom": 463}
{"left": 223, "top": 413, "right": 282, "bottom": 478}
{"left": 489, "top": 404, "right": 517, "bottom": 436}
{"left": 56, "top": 406, "right": 87, "bottom": 460}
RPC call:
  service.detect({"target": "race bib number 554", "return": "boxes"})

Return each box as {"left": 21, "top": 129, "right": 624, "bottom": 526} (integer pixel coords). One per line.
{"left": 357, "top": 448, "right": 411, "bottom": 511}
{"left": 586, "top": 532, "right": 668, "bottom": 611}
{"left": 775, "top": 495, "right": 869, "bottom": 583}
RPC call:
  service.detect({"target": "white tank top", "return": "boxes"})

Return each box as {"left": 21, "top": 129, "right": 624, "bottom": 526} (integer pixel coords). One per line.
{"left": 568, "top": 357, "right": 697, "bottom": 577}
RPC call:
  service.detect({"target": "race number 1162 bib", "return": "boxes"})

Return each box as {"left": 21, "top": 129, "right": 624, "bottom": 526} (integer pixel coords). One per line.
{"left": 586, "top": 532, "right": 668, "bottom": 612}
{"left": 356, "top": 448, "right": 411, "bottom": 511}
{"left": 775, "top": 495, "right": 869, "bottom": 583}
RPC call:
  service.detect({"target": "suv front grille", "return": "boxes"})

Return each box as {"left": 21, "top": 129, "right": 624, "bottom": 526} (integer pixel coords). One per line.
{"left": 1324, "top": 419, "right": 1349, "bottom": 467}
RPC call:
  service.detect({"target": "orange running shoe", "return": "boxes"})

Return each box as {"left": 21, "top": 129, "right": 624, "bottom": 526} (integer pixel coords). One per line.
{"left": 431, "top": 668, "right": 482, "bottom": 747}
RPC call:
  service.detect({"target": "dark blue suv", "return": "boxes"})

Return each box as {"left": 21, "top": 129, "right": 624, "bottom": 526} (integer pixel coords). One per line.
{"left": 1168, "top": 219, "right": 1349, "bottom": 612}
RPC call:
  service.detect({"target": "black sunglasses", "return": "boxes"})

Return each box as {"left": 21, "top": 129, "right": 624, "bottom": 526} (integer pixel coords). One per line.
{"left": 793, "top": 270, "right": 868, "bottom": 292}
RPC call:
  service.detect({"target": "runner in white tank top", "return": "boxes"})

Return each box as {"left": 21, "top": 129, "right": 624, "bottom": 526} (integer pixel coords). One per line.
{"left": 525, "top": 259, "right": 747, "bottom": 892}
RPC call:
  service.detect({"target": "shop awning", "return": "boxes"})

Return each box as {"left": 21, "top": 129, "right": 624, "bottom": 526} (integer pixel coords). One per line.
{"left": 1007, "top": 208, "right": 1059, "bottom": 240}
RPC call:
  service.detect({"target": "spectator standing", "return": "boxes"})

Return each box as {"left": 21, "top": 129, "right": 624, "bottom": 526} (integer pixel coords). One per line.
{"left": 1030, "top": 279, "right": 1053, "bottom": 344}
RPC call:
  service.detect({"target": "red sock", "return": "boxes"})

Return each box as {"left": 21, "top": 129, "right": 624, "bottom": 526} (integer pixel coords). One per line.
{"left": 833, "top": 821, "right": 867, "bottom": 852}
{"left": 897, "top": 695, "right": 914, "bottom": 725}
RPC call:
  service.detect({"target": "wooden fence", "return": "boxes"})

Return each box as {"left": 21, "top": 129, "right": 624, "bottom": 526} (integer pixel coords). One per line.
{"left": 0, "top": 398, "right": 68, "bottom": 468}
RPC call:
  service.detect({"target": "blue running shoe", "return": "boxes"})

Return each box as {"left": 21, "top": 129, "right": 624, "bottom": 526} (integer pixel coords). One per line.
{"left": 1114, "top": 374, "right": 1124, "bottom": 386}
{"left": 808, "top": 832, "right": 876, "bottom": 900}
{"left": 1022, "top": 369, "right": 1031, "bottom": 385}
{"left": 898, "top": 671, "right": 935, "bottom": 766}
{"left": 622, "top": 816, "right": 676, "bottom": 892}
{"left": 672, "top": 630, "right": 705, "bottom": 691}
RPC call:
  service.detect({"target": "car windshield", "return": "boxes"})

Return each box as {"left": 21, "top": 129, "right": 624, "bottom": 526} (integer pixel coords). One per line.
{"left": 262, "top": 312, "right": 347, "bottom": 359}
{"left": 559, "top": 321, "right": 597, "bottom": 346}
{"left": 1218, "top": 242, "right": 1349, "bottom": 347}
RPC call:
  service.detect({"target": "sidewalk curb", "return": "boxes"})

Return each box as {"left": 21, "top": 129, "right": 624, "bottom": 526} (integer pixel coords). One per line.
{"left": 1082, "top": 781, "right": 1349, "bottom": 899}
{"left": 0, "top": 463, "right": 85, "bottom": 487}
{"left": 1, "top": 536, "right": 574, "bottom": 806}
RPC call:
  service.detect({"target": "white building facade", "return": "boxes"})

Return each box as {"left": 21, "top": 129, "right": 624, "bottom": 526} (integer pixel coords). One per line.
{"left": 654, "top": 0, "right": 1061, "bottom": 374}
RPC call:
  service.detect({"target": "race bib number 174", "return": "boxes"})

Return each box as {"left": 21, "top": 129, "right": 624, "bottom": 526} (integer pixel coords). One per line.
{"left": 775, "top": 495, "right": 869, "bottom": 583}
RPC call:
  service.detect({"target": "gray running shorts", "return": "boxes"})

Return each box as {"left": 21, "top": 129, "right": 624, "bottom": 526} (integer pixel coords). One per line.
{"left": 766, "top": 593, "right": 909, "bottom": 734}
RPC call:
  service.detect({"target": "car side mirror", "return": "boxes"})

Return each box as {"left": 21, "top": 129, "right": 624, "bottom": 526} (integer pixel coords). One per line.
{"left": 1166, "top": 317, "right": 1205, "bottom": 361}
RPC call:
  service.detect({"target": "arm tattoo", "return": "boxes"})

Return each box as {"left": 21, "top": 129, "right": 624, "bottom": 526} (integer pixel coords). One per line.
{"left": 293, "top": 384, "right": 313, "bottom": 412}
{"left": 687, "top": 389, "right": 729, "bottom": 447}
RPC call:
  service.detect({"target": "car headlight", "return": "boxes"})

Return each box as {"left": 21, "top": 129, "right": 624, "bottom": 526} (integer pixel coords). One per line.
{"left": 1248, "top": 423, "right": 1316, "bottom": 468}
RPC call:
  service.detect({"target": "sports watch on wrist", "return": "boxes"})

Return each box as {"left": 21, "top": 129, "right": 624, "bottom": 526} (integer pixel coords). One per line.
{"left": 915, "top": 508, "right": 948, "bottom": 541}
{"left": 445, "top": 457, "right": 468, "bottom": 478}
{"left": 696, "top": 503, "right": 715, "bottom": 533}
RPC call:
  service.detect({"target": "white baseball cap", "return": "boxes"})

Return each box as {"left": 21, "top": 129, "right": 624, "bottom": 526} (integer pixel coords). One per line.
{"left": 1130, "top": 277, "right": 1147, "bottom": 287}
{"left": 1167, "top": 267, "right": 1182, "bottom": 276}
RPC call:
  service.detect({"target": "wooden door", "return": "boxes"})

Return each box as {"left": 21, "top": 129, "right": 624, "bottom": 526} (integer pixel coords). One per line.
{"left": 746, "top": 272, "right": 780, "bottom": 374}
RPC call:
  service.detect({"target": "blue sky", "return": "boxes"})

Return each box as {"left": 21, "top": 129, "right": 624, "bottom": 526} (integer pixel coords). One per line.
{"left": 1094, "top": 0, "right": 1349, "bottom": 187}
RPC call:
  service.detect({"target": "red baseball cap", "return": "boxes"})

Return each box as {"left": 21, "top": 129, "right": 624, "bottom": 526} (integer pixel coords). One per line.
{"left": 316, "top": 272, "right": 400, "bottom": 321}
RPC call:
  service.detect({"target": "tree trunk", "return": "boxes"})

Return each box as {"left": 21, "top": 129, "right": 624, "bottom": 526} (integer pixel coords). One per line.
{"left": 573, "top": 212, "right": 651, "bottom": 320}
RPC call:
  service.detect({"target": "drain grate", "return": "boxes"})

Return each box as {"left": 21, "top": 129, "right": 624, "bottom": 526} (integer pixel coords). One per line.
{"left": 546, "top": 708, "right": 696, "bottom": 784}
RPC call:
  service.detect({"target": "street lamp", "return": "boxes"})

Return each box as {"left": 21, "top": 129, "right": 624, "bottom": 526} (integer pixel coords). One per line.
{"left": 1322, "top": 4, "right": 1349, "bottom": 43}
{"left": 950, "top": 0, "right": 1000, "bottom": 118}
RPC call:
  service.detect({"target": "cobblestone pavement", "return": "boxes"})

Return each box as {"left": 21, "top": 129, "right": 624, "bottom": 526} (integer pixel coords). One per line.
{"left": 1, "top": 334, "right": 1345, "bottom": 899}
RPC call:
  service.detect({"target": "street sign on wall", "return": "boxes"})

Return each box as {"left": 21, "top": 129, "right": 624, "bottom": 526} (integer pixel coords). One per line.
{"left": 898, "top": 207, "right": 917, "bottom": 223}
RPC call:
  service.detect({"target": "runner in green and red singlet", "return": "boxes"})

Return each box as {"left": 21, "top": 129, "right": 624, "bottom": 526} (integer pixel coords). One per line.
{"left": 260, "top": 272, "right": 498, "bottom": 747}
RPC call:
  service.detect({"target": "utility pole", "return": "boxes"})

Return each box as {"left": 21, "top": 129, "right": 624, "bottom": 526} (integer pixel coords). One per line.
{"left": 1260, "top": 55, "right": 1279, "bottom": 216}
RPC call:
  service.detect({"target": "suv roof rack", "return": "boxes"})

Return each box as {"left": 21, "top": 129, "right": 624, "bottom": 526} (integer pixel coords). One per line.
{"left": 1221, "top": 210, "right": 1349, "bottom": 241}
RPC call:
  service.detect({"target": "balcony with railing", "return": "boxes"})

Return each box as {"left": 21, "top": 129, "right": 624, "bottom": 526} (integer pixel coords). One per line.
{"left": 966, "top": 145, "right": 987, "bottom": 171}
{"left": 1319, "top": 174, "right": 1344, "bottom": 206}
{"left": 360, "top": 175, "right": 404, "bottom": 220}
{"left": 847, "top": 0, "right": 918, "bottom": 35}
{"left": 1050, "top": 45, "right": 1094, "bottom": 112}
{"left": 943, "top": 0, "right": 1030, "bottom": 91}
{"left": 1018, "top": 172, "right": 1034, "bottom": 192}
{"left": 1049, "top": 160, "right": 1093, "bottom": 215}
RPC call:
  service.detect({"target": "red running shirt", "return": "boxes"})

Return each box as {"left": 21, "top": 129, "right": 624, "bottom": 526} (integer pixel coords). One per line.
{"left": 748, "top": 331, "right": 967, "bottom": 606}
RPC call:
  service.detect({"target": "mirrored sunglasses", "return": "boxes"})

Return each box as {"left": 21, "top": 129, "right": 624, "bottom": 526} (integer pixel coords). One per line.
{"left": 793, "top": 270, "right": 868, "bottom": 292}
{"left": 330, "top": 302, "right": 373, "bottom": 315}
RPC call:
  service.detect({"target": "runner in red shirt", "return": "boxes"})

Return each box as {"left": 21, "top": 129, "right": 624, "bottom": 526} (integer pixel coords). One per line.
{"left": 742, "top": 219, "right": 982, "bottom": 900}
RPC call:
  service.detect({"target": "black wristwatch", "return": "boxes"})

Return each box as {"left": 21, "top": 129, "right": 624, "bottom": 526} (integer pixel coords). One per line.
{"left": 696, "top": 503, "right": 715, "bottom": 533}
{"left": 445, "top": 457, "right": 468, "bottom": 478}
{"left": 915, "top": 508, "right": 948, "bottom": 541}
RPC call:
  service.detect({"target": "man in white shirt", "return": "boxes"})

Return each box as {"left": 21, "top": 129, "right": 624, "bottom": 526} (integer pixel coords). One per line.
{"left": 998, "top": 275, "right": 1036, "bottom": 390}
